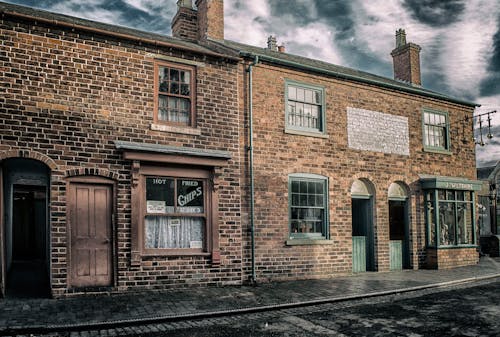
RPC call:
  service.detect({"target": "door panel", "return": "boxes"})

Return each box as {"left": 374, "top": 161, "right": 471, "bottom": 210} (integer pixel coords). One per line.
{"left": 69, "top": 183, "right": 113, "bottom": 288}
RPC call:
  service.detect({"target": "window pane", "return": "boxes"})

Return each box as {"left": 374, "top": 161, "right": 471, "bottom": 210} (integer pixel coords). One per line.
{"left": 177, "top": 179, "right": 204, "bottom": 213}
{"left": 158, "top": 95, "right": 168, "bottom": 121}
{"left": 180, "top": 71, "right": 190, "bottom": 84}
{"left": 291, "top": 180, "right": 299, "bottom": 193}
{"left": 296, "top": 88, "right": 305, "bottom": 101}
{"left": 288, "top": 86, "right": 297, "bottom": 100}
{"left": 170, "top": 82, "right": 179, "bottom": 94}
{"left": 305, "top": 89, "right": 313, "bottom": 103}
{"left": 439, "top": 202, "right": 456, "bottom": 245}
{"left": 145, "top": 216, "right": 204, "bottom": 249}
{"left": 159, "top": 67, "right": 169, "bottom": 92}
{"left": 314, "top": 91, "right": 321, "bottom": 104}
{"left": 180, "top": 84, "right": 190, "bottom": 96}
{"left": 456, "top": 203, "right": 470, "bottom": 244}
{"left": 170, "top": 69, "right": 179, "bottom": 82}
{"left": 146, "top": 177, "right": 175, "bottom": 213}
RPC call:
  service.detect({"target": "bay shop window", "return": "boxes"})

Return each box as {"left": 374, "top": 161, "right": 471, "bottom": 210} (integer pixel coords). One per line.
{"left": 421, "top": 176, "right": 482, "bottom": 248}
{"left": 114, "top": 140, "right": 232, "bottom": 265}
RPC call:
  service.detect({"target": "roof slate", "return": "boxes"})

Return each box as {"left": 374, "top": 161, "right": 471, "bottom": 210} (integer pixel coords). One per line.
{"left": 0, "top": 1, "right": 237, "bottom": 59}
{"left": 218, "top": 39, "right": 479, "bottom": 108}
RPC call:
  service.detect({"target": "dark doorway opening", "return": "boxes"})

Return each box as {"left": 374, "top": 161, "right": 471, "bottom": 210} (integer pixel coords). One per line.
{"left": 7, "top": 185, "right": 49, "bottom": 298}
{"left": 352, "top": 198, "right": 375, "bottom": 272}
{"left": 389, "top": 200, "right": 410, "bottom": 269}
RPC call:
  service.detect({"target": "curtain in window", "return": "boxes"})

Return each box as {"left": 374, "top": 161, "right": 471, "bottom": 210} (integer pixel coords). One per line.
{"left": 145, "top": 216, "right": 203, "bottom": 249}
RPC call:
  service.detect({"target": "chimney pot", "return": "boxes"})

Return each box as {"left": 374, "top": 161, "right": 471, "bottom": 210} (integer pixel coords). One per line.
{"left": 267, "top": 36, "right": 277, "bottom": 51}
{"left": 278, "top": 44, "right": 285, "bottom": 53}
{"left": 177, "top": 0, "right": 193, "bottom": 9}
{"left": 395, "top": 28, "right": 406, "bottom": 48}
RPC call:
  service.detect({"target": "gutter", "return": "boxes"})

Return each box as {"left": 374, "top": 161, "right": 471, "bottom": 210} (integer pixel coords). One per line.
{"left": 1, "top": 9, "right": 240, "bottom": 61}
{"left": 247, "top": 55, "right": 259, "bottom": 284}
{"left": 240, "top": 52, "right": 480, "bottom": 108}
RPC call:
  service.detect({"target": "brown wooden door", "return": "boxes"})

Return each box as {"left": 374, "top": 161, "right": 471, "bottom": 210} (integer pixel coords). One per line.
{"left": 69, "top": 183, "right": 113, "bottom": 288}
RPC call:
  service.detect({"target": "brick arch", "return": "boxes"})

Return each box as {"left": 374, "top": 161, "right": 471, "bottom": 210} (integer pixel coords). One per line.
{"left": 64, "top": 167, "right": 121, "bottom": 181}
{"left": 348, "top": 174, "right": 377, "bottom": 197}
{"left": 0, "top": 149, "right": 58, "bottom": 170}
{"left": 385, "top": 175, "right": 412, "bottom": 196}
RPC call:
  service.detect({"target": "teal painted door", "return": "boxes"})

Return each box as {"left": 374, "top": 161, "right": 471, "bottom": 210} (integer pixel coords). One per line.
{"left": 390, "top": 240, "right": 402, "bottom": 270}
{"left": 352, "top": 236, "right": 366, "bottom": 273}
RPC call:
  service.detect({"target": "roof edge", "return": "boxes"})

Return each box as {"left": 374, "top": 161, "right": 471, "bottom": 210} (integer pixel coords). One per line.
{"left": 0, "top": 3, "right": 240, "bottom": 62}
{"left": 239, "top": 51, "right": 479, "bottom": 108}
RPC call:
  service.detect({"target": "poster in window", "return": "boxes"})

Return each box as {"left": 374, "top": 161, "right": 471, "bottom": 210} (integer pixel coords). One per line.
{"left": 147, "top": 200, "right": 167, "bottom": 213}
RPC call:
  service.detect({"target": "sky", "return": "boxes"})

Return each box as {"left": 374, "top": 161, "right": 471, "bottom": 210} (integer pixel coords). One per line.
{"left": 3, "top": 0, "right": 500, "bottom": 168}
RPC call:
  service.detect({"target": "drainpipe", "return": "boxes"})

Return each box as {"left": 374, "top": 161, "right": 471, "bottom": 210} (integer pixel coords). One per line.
{"left": 246, "top": 55, "right": 259, "bottom": 284}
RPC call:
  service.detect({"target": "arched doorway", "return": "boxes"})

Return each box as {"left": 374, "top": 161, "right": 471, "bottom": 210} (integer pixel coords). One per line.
{"left": 1, "top": 158, "right": 50, "bottom": 298}
{"left": 351, "top": 179, "right": 376, "bottom": 272}
{"left": 388, "top": 182, "right": 411, "bottom": 270}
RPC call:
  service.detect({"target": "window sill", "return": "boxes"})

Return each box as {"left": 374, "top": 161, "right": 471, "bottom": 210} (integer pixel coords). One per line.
{"left": 427, "top": 245, "right": 478, "bottom": 250}
{"left": 284, "top": 128, "right": 329, "bottom": 139}
{"left": 141, "top": 250, "right": 210, "bottom": 257}
{"left": 151, "top": 123, "right": 201, "bottom": 136}
{"left": 286, "top": 239, "right": 334, "bottom": 246}
{"left": 422, "top": 147, "right": 452, "bottom": 155}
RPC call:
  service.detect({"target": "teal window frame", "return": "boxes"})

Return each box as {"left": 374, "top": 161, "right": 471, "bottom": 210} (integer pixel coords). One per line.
{"left": 285, "top": 80, "right": 326, "bottom": 135}
{"left": 288, "top": 173, "right": 329, "bottom": 239}
{"left": 422, "top": 108, "right": 450, "bottom": 153}
{"left": 424, "top": 189, "right": 476, "bottom": 248}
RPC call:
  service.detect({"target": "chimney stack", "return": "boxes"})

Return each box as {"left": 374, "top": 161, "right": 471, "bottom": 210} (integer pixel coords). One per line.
{"left": 171, "top": 0, "right": 224, "bottom": 41}
{"left": 391, "top": 28, "right": 422, "bottom": 86}
{"left": 196, "top": 0, "right": 224, "bottom": 41}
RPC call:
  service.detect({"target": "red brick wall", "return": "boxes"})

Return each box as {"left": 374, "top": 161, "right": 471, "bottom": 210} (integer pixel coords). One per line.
{"left": 241, "top": 62, "right": 476, "bottom": 281}
{"left": 0, "top": 15, "right": 242, "bottom": 297}
{"left": 426, "top": 248, "right": 479, "bottom": 269}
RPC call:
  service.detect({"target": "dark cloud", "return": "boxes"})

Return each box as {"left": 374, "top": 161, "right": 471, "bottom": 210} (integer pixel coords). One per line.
{"left": 269, "top": 0, "right": 316, "bottom": 27}
{"left": 3, "top": 0, "right": 61, "bottom": 7}
{"left": 403, "top": 0, "right": 465, "bottom": 27}
{"left": 313, "top": 0, "right": 355, "bottom": 40}
{"left": 479, "top": 18, "right": 500, "bottom": 97}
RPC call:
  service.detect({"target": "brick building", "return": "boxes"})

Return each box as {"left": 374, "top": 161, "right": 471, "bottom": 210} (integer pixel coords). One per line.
{"left": 0, "top": 0, "right": 482, "bottom": 298}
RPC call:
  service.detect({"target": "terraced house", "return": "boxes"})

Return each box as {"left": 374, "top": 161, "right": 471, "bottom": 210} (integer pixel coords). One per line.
{"left": 0, "top": 0, "right": 482, "bottom": 298}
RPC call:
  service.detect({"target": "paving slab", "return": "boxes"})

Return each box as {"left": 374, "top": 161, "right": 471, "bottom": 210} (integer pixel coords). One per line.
{"left": 0, "top": 256, "right": 499, "bottom": 335}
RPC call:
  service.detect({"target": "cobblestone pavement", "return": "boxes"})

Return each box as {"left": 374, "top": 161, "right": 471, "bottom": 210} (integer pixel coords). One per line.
{"left": 1, "top": 256, "right": 499, "bottom": 336}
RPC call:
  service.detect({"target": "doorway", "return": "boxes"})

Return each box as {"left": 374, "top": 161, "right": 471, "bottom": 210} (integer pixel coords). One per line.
{"left": 68, "top": 181, "right": 113, "bottom": 288}
{"left": 388, "top": 182, "right": 410, "bottom": 270}
{"left": 1, "top": 158, "right": 50, "bottom": 298}
{"left": 351, "top": 179, "right": 376, "bottom": 272}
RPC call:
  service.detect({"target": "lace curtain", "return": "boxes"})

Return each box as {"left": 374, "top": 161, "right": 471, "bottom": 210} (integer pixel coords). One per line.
{"left": 145, "top": 216, "right": 204, "bottom": 249}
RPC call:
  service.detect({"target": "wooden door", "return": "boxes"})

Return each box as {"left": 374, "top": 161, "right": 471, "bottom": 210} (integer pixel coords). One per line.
{"left": 69, "top": 183, "right": 113, "bottom": 288}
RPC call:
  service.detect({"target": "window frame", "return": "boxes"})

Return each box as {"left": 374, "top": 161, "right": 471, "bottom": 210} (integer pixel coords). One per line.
{"left": 424, "top": 189, "right": 476, "bottom": 248}
{"left": 285, "top": 79, "right": 326, "bottom": 136}
{"left": 422, "top": 108, "right": 450, "bottom": 153}
{"left": 288, "top": 173, "right": 329, "bottom": 240}
{"left": 154, "top": 60, "right": 197, "bottom": 127}
{"left": 140, "top": 165, "right": 213, "bottom": 256}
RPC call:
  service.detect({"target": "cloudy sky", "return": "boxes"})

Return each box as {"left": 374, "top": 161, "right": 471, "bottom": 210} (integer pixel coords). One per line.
{"left": 3, "top": 0, "right": 500, "bottom": 167}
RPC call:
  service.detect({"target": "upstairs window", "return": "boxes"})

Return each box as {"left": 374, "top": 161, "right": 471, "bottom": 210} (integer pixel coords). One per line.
{"left": 286, "top": 81, "right": 325, "bottom": 134}
{"left": 423, "top": 109, "right": 449, "bottom": 151}
{"left": 155, "top": 61, "right": 195, "bottom": 126}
